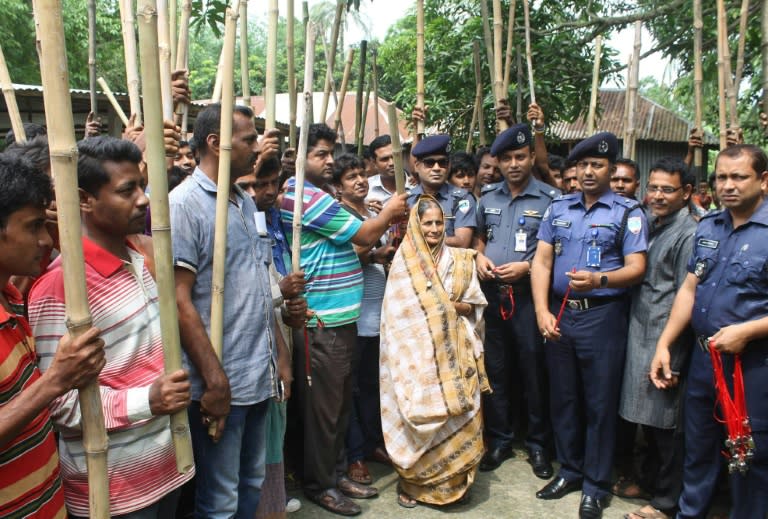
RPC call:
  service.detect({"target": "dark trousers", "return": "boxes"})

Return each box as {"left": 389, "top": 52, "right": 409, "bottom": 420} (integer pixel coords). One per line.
{"left": 346, "top": 335, "right": 384, "bottom": 461}
{"left": 482, "top": 284, "right": 551, "bottom": 452}
{"left": 295, "top": 323, "right": 357, "bottom": 494}
{"left": 642, "top": 425, "right": 684, "bottom": 513}
{"left": 546, "top": 299, "right": 628, "bottom": 499}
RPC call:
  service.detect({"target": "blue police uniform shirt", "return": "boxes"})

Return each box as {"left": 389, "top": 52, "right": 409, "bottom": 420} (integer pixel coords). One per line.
{"left": 407, "top": 182, "right": 477, "bottom": 237}
{"left": 266, "top": 206, "right": 291, "bottom": 276}
{"left": 537, "top": 190, "right": 648, "bottom": 298}
{"left": 477, "top": 177, "right": 559, "bottom": 267}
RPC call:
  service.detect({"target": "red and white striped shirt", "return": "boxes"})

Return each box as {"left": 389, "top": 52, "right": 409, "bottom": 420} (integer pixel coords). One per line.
{"left": 27, "top": 238, "right": 193, "bottom": 516}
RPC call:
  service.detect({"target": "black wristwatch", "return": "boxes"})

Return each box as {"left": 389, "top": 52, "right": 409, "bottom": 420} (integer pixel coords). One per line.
{"left": 599, "top": 274, "right": 609, "bottom": 288}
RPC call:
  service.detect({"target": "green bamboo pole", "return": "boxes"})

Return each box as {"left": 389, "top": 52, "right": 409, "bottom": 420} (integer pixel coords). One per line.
{"left": 34, "top": 0, "right": 108, "bottom": 516}
{"left": 137, "top": 0, "right": 194, "bottom": 473}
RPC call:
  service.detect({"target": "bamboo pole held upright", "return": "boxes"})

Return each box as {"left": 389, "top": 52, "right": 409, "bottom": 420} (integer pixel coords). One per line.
{"left": 209, "top": 5, "right": 238, "bottom": 437}
{"left": 472, "top": 41, "right": 487, "bottom": 147}
{"left": 240, "top": 0, "right": 250, "bottom": 100}
{"left": 415, "top": 0, "right": 426, "bottom": 135}
{"left": 503, "top": 0, "right": 517, "bottom": 95}
{"left": 170, "top": 0, "right": 177, "bottom": 68}
{"left": 266, "top": 0, "right": 278, "bottom": 127}
{"left": 492, "top": 0, "right": 508, "bottom": 131}
{"left": 387, "top": 103, "right": 405, "bottom": 195}
{"left": 0, "top": 44, "right": 26, "bottom": 143}
{"left": 355, "top": 40, "right": 367, "bottom": 151}
{"left": 372, "top": 48, "right": 380, "bottom": 138}
{"left": 522, "top": 0, "right": 536, "bottom": 107}
{"left": 587, "top": 35, "right": 602, "bottom": 136}
{"left": 716, "top": 0, "right": 728, "bottom": 149}
{"left": 479, "top": 0, "right": 496, "bottom": 98}
{"left": 320, "top": 0, "right": 345, "bottom": 123}
{"left": 333, "top": 49, "right": 355, "bottom": 134}
{"left": 87, "top": 0, "right": 98, "bottom": 115}
{"left": 734, "top": 0, "right": 750, "bottom": 94}
{"left": 175, "top": 0, "right": 192, "bottom": 131}
{"left": 33, "top": 0, "right": 109, "bottom": 516}
{"left": 119, "top": 0, "right": 142, "bottom": 124}
{"left": 136, "top": 0, "right": 194, "bottom": 474}
{"left": 693, "top": 0, "right": 704, "bottom": 168}
{"left": 287, "top": 0, "right": 297, "bottom": 146}
{"left": 466, "top": 103, "right": 477, "bottom": 153}
{"left": 720, "top": 3, "right": 738, "bottom": 130}
{"left": 624, "top": 21, "right": 641, "bottom": 160}
{"left": 358, "top": 80, "right": 370, "bottom": 156}
{"left": 156, "top": 0, "right": 174, "bottom": 119}
{"left": 97, "top": 77, "right": 130, "bottom": 127}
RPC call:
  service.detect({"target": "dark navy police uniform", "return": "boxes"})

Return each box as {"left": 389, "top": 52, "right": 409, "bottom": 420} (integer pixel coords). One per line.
{"left": 537, "top": 189, "right": 647, "bottom": 499}
{"left": 407, "top": 183, "right": 476, "bottom": 237}
{"left": 478, "top": 177, "right": 558, "bottom": 455}
{"left": 677, "top": 202, "right": 768, "bottom": 519}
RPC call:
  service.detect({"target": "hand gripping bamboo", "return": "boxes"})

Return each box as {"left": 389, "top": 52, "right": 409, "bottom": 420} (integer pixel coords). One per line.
{"left": 136, "top": 0, "right": 194, "bottom": 473}
{"left": 33, "top": 0, "right": 109, "bottom": 516}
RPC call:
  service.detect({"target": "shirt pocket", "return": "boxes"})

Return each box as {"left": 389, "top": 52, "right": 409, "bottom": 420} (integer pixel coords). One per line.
{"left": 483, "top": 213, "right": 502, "bottom": 241}
{"left": 254, "top": 236, "right": 273, "bottom": 266}
{"left": 583, "top": 225, "right": 619, "bottom": 255}
{"left": 725, "top": 255, "right": 767, "bottom": 289}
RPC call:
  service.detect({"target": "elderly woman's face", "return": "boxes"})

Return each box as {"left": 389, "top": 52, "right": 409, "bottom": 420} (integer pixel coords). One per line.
{"left": 419, "top": 206, "right": 445, "bottom": 247}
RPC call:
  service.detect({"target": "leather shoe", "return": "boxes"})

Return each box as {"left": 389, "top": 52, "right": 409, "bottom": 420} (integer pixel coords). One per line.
{"left": 528, "top": 449, "right": 554, "bottom": 479}
{"left": 337, "top": 476, "right": 378, "bottom": 499}
{"left": 479, "top": 445, "right": 515, "bottom": 472}
{"left": 307, "top": 488, "right": 361, "bottom": 516}
{"left": 579, "top": 494, "right": 605, "bottom": 519}
{"left": 536, "top": 476, "right": 582, "bottom": 500}
{"left": 366, "top": 445, "right": 391, "bottom": 465}
{"left": 347, "top": 460, "right": 372, "bottom": 485}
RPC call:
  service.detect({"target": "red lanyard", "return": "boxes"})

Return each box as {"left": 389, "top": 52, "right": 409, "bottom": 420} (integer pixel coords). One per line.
{"left": 303, "top": 313, "right": 325, "bottom": 387}
{"left": 499, "top": 286, "right": 515, "bottom": 320}
{"left": 709, "top": 340, "right": 754, "bottom": 474}
{"left": 555, "top": 268, "right": 577, "bottom": 329}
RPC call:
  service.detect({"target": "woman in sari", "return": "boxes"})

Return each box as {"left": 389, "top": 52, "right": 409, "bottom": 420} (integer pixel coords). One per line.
{"left": 380, "top": 196, "right": 490, "bottom": 508}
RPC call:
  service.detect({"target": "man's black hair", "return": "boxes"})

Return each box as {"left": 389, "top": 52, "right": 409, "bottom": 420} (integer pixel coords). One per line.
{"left": 307, "top": 123, "right": 337, "bottom": 151}
{"left": 77, "top": 136, "right": 143, "bottom": 196}
{"left": 192, "top": 103, "right": 255, "bottom": 157}
{"left": 332, "top": 153, "right": 365, "bottom": 184}
{"left": 615, "top": 157, "right": 639, "bottom": 179}
{"left": 449, "top": 151, "right": 477, "bottom": 178}
{"left": 474, "top": 146, "right": 492, "bottom": 168}
{"left": 0, "top": 154, "right": 52, "bottom": 229}
{"left": 547, "top": 153, "right": 565, "bottom": 174}
{"left": 649, "top": 156, "right": 695, "bottom": 187}
{"left": 178, "top": 139, "right": 190, "bottom": 148}
{"left": 5, "top": 123, "right": 47, "bottom": 148}
{"left": 4, "top": 135, "right": 51, "bottom": 174}
{"left": 716, "top": 144, "right": 768, "bottom": 177}
{"left": 368, "top": 135, "right": 392, "bottom": 160}
{"left": 256, "top": 156, "right": 282, "bottom": 178}
{"left": 168, "top": 165, "right": 189, "bottom": 192}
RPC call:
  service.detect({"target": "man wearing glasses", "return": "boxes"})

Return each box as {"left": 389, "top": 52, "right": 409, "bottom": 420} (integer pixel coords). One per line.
{"left": 618, "top": 157, "right": 698, "bottom": 519}
{"left": 407, "top": 135, "right": 477, "bottom": 248}
{"left": 531, "top": 132, "right": 648, "bottom": 519}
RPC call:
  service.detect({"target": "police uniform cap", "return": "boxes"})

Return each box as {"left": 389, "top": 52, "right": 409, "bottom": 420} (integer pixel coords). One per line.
{"left": 412, "top": 134, "right": 451, "bottom": 159}
{"left": 567, "top": 131, "right": 618, "bottom": 163}
{"left": 490, "top": 124, "right": 531, "bottom": 156}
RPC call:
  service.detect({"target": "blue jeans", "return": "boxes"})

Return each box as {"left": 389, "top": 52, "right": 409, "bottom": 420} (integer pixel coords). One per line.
{"left": 189, "top": 400, "right": 269, "bottom": 519}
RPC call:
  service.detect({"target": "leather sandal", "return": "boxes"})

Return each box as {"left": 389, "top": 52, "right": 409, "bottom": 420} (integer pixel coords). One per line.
{"left": 337, "top": 476, "right": 378, "bottom": 499}
{"left": 396, "top": 483, "right": 417, "bottom": 509}
{"left": 347, "top": 460, "right": 372, "bottom": 485}
{"left": 307, "top": 488, "right": 361, "bottom": 516}
{"left": 624, "top": 505, "right": 670, "bottom": 519}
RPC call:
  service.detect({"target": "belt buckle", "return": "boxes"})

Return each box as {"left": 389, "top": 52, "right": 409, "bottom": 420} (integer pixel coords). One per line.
{"left": 697, "top": 335, "right": 710, "bottom": 352}
{"left": 567, "top": 299, "right": 583, "bottom": 311}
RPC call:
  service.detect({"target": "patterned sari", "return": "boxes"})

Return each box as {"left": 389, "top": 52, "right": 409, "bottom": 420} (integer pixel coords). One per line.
{"left": 380, "top": 197, "right": 490, "bottom": 505}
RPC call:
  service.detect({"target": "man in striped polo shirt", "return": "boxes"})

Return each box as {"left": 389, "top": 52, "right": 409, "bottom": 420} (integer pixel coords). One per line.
{"left": 28, "top": 137, "right": 194, "bottom": 517}
{"left": 0, "top": 154, "right": 105, "bottom": 518}
{"left": 281, "top": 124, "right": 407, "bottom": 516}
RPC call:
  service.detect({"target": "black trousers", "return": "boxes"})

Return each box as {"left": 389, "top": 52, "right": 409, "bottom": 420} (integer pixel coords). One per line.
{"left": 641, "top": 424, "right": 684, "bottom": 513}
{"left": 295, "top": 323, "right": 357, "bottom": 494}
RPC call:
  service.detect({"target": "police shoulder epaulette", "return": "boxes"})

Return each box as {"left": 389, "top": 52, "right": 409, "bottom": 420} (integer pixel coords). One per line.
{"left": 535, "top": 181, "right": 559, "bottom": 199}
{"left": 481, "top": 181, "right": 502, "bottom": 193}
{"left": 699, "top": 209, "right": 723, "bottom": 221}
{"left": 616, "top": 196, "right": 641, "bottom": 210}
{"left": 451, "top": 187, "right": 469, "bottom": 198}
{"left": 553, "top": 192, "right": 579, "bottom": 203}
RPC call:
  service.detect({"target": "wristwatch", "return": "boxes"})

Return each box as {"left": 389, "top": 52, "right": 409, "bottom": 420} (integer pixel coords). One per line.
{"left": 599, "top": 274, "right": 609, "bottom": 288}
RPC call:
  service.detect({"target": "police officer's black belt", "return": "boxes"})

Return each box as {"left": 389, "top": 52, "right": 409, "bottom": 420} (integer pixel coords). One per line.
{"left": 562, "top": 296, "right": 623, "bottom": 311}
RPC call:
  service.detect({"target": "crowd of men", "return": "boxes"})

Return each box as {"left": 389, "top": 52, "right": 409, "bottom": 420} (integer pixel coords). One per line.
{"left": 0, "top": 84, "right": 766, "bottom": 519}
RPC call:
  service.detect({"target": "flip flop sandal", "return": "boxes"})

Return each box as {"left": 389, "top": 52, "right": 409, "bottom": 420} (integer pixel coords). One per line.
{"left": 624, "top": 505, "right": 670, "bottom": 519}
{"left": 308, "top": 489, "right": 361, "bottom": 516}
{"left": 396, "top": 484, "right": 418, "bottom": 509}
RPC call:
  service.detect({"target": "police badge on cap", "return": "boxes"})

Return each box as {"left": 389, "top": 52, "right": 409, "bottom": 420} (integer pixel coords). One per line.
{"left": 490, "top": 123, "right": 532, "bottom": 157}
{"left": 567, "top": 131, "right": 619, "bottom": 163}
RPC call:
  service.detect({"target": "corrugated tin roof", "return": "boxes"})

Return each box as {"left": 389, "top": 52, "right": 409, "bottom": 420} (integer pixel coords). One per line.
{"left": 551, "top": 89, "right": 718, "bottom": 146}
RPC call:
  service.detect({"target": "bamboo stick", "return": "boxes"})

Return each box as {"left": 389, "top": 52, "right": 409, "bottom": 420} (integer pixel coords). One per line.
{"left": 720, "top": 1, "right": 738, "bottom": 129}
{"left": 119, "top": 0, "right": 142, "bottom": 124}
{"left": 302, "top": 1, "right": 309, "bottom": 41}
{"left": 387, "top": 103, "right": 405, "bottom": 195}
{"left": 320, "top": 0, "right": 345, "bottom": 123}
{"left": 515, "top": 44, "right": 522, "bottom": 123}
{"left": 479, "top": 0, "right": 496, "bottom": 98}
{"left": 372, "top": 47, "right": 379, "bottom": 138}
{"left": 624, "top": 21, "right": 641, "bottom": 160}
{"left": 734, "top": 0, "right": 749, "bottom": 94}
{"left": 521, "top": 0, "right": 536, "bottom": 107}
{"left": 287, "top": 0, "right": 297, "bottom": 147}
{"left": 320, "top": 32, "right": 345, "bottom": 144}
{"left": 333, "top": 49, "right": 355, "bottom": 134}
{"left": 136, "top": 0, "right": 194, "bottom": 474}
{"left": 156, "top": 0, "right": 174, "bottom": 119}
{"left": 240, "top": 0, "right": 249, "bottom": 100}
{"left": 415, "top": 0, "right": 425, "bottom": 135}
{"left": 87, "top": 0, "right": 97, "bottom": 115}
{"left": 466, "top": 103, "right": 477, "bottom": 153}
{"left": 472, "top": 41, "right": 486, "bottom": 147}
{"left": 716, "top": 0, "right": 728, "bottom": 149}
{"left": 358, "top": 76, "right": 370, "bottom": 156}
{"left": 33, "top": 1, "right": 109, "bottom": 516}
{"left": 355, "top": 40, "right": 367, "bottom": 152}
{"left": 693, "top": 0, "right": 703, "bottom": 168}
{"left": 174, "top": 0, "right": 191, "bottom": 130}
{"left": 292, "top": 22, "right": 316, "bottom": 278}
{"left": 503, "top": 0, "right": 516, "bottom": 94}
{"left": 209, "top": 5, "right": 238, "bottom": 437}
{"left": 265, "top": 0, "right": 277, "bottom": 127}
{"left": 170, "top": 0, "right": 177, "bottom": 68}
{"left": 587, "top": 35, "right": 602, "bottom": 136}
{"left": 492, "top": 0, "right": 508, "bottom": 130}
{"left": 0, "top": 44, "right": 26, "bottom": 143}
{"left": 212, "top": 44, "right": 226, "bottom": 102}
{"left": 97, "top": 77, "right": 130, "bottom": 127}
{"left": 762, "top": 0, "right": 768, "bottom": 135}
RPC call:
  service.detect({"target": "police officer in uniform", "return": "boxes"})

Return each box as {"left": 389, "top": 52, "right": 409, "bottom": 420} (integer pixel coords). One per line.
{"left": 407, "top": 135, "right": 477, "bottom": 248}
{"left": 474, "top": 124, "right": 558, "bottom": 478}
{"left": 651, "top": 144, "right": 768, "bottom": 519}
{"left": 531, "top": 132, "right": 648, "bottom": 519}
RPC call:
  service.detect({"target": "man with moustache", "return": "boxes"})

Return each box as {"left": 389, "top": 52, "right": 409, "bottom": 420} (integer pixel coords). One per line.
{"left": 474, "top": 124, "right": 558, "bottom": 478}
{"left": 651, "top": 145, "right": 768, "bottom": 519}
{"left": 367, "top": 135, "right": 401, "bottom": 205}
{"left": 170, "top": 104, "right": 279, "bottom": 517}
{"left": 618, "top": 157, "right": 698, "bottom": 519}
{"left": 562, "top": 162, "right": 581, "bottom": 194}
{"left": 611, "top": 158, "right": 640, "bottom": 199}
{"left": 532, "top": 132, "right": 647, "bottom": 519}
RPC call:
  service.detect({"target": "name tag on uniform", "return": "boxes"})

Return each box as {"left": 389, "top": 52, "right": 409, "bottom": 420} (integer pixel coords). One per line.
{"left": 515, "top": 229, "right": 527, "bottom": 252}
{"left": 553, "top": 219, "right": 571, "bottom": 228}
{"left": 698, "top": 238, "right": 719, "bottom": 249}
{"left": 484, "top": 207, "right": 502, "bottom": 215}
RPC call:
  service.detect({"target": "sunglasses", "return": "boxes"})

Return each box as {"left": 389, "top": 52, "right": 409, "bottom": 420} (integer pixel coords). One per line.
{"left": 421, "top": 157, "right": 449, "bottom": 168}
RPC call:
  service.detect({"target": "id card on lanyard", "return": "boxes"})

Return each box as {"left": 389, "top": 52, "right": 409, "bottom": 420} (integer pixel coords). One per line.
{"left": 514, "top": 217, "right": 527, "bottom": 252}
{"left": 586, "top": 228, "right": 601, "bottom": 267}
